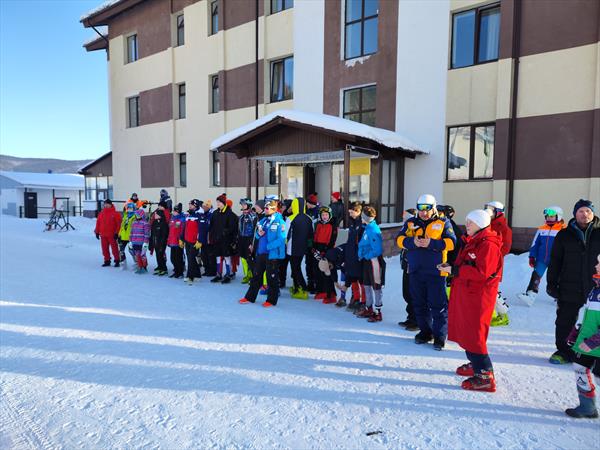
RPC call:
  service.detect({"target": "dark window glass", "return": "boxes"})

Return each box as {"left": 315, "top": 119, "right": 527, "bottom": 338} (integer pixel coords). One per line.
{"left": 178, "top": 84, "right": 186, "bottom": 119}
{"left": 211, "top": 75, "right": 219, "bottom": 113}
{"left": 128, "top": 96, "right": 139, "bottom": 128}
{"left": 270, "top": 56, "right": 293, "bottom": 102}
{"left": 212, "top": 151, "right": 220, "bottom": 186}
{"left": 478, "top": 7, "right": 500, "bottom": 63}
{"left": 447, "top": 124, "right": 495, "bottom": 181}
{"left": 177, "top": 14, "right": 185, "bottom": 46}
{"left": 271, "top": 0, "right": 293, "bottom": 14}
{"left": 210, "top": 0, "right": 219, "bottom": 35}
{"left": 268, "top": 162, "right": 278, "bottom": 185}
{"left": 451, "top": 10, "right": 475, "bottom": 68}
{"left": 127, "top": 34, "right": 138, "bottom": 63}
{"left": 344, "top": 0, "right": 378, "bottom": 60}
{"left": 179, "top": 153, "right": 187, "bottom": 187}
{"left": 343, "top": 85, "right": 376, "bottom": 125}
{"left": 473, "top": 125, "right": 494, "bottom": 179}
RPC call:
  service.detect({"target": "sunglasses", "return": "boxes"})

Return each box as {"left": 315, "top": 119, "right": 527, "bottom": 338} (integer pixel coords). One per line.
{"left": 543, "top": 208, "right": 558, "bottom": 217}
{"left": 416, "top": 203, "right": 433, "bottom": 211}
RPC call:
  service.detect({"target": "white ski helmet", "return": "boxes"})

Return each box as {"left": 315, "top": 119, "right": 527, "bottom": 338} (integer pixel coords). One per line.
{"left": 417, "top": 194, "right": 437, "bottom": 209}
{"left": 544, "top": 205, "right": 563, "bottom": 221}
{"left": 484, "top": 200, "right": 505, "bottom": 213}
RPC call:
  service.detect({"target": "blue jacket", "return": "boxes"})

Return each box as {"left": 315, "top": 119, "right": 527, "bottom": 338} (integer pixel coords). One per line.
{"left": 345, "top": 217, "right": 364, "bottom": 277}
{"left": 239, "top": 211, "right": 257, "bottom": 238}
{"left": 256, "top": 212, "right": 286, "bottom": 260}
{"left": 529, "top": 222, "right": 566, "bottom": 266}
{"left": 198, "top": 210, "right": 211, "bottom": 245}
{"left": 358, "top": 221, "right": 383, "bottom": 260}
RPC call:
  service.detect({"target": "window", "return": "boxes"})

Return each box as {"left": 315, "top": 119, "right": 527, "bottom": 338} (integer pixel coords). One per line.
{"left": 85, "top": 177, "right": 97, "bottom": 201}
{"left": 380, "top": 159, "right": 398, "bottom": 223}
{"left": 343, "top": 85, "right": 376, "bottom": 126}
{"left": 176, "top": 14, "right": 185, "bottom": 46}
{"left": 178, "top": 83, "right": 186, "bottom": 119}
{"left": 451, "top": 4, "right": 500, "bottom": 69}
{"left": 179, "top": 153, "right": 187, "bottom": 187}
{"left": 447, "top": 124, "right": 495, "bottom": 181}
{"left": 212, "top": 151, "right": 220, "bottom": 186}
{"left": 210, "top": 0, "right": 218, "bottom": 35}
{"left": 268, "top": 162, "right": 278, "bottom": 185}
{"left": 270, "top": 56, "right": 293, "bottom": 102}
{"left": 127, "top": 96, "right": 139, "bottom": 128}
{"left": 126, "top": 34, "right": 138, "bottom": 63}
{"left": 344, "top": 0, "right": 378, "bottom": 60}
{"left": 271, "top": 0, "right": 293, "bottom": 14}
{"left": 210, "top": 75, "right": 219, "bottom": 113}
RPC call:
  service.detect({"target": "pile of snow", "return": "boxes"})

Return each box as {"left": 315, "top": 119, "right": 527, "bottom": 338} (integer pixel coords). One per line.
{"left": 0, "top": 214, "right": 597, "bottom": 449}
{"left": 80, "top": 0, "right": 124, "bottom": 21}
{"left": 0, "top": 171, "right": 84, "bottom": 189}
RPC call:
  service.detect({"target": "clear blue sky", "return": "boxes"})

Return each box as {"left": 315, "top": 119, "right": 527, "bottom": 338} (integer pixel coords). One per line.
{"left": 0, "top": 0, "right": 109, "bottom": 160}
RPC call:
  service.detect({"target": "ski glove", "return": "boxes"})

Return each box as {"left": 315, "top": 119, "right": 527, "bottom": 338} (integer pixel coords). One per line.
{"left": 95, "top": 233, "right": 100, "bottom": 240}
{"left": 194, "top": 241, "right": 202, "bottom": 250}
{"left": 528, "top": 257, "right": 535, "bottom": 268}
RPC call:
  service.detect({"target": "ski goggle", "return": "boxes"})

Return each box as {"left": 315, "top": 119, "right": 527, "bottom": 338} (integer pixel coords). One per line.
{"left": 543, "top": 208, "right": 558, "bottom": 217}
{"left": 416, "top": 203, "right": 434, "bottom": 211}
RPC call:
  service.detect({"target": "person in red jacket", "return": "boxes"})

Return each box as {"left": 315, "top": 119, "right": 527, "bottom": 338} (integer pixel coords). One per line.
{"left": 445, "top": 209, "right": 503, "bottom": 392}
{"left": 485, "top": 200, "right": 512, "bottom": 326}
{"left": 312, "top": 206, "right": 338, "bottom": 303}
{"left": 95, "top": 199, "right": 122, "bottom": 267}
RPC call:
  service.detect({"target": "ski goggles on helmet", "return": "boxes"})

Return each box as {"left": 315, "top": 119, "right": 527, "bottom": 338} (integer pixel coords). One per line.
{"left": 416, "top": 203, "right": 434, "bottom": 211}
{"left": 543, "top": 208, "right": 558, "bottom": 217}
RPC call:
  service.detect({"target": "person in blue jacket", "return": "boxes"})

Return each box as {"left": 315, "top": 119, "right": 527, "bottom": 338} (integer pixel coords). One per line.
{"left": 517, "top": 206, "right": 566, "bottom": 306}
{"left": 239, "top": 199, "right": 286, "bottom": 307}
{"left": 199, "top": 201, "right": 215, "bottom": 276}
{"left": 357, "top": 206, "right": 386, "bottom": 323}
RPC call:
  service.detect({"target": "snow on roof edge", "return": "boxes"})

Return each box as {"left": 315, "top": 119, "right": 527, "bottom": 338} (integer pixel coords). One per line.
{"left": 80, "top": 0, "right": 125, "bottom": 22}
{"left": 0, "top": 171, "right": 85, "bottom": 189}
{"left": 209, "top": 110, "right": 428, "bottom": 155}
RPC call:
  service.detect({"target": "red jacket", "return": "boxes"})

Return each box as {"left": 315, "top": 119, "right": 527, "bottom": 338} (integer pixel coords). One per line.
{"left": 168, "top": 213, "right": 185, "bottom": 247}
{"left": 448, "top": 227, "right": 503, "bottom": 355}
{"left": 490, "top": 213, "right": 512, "bottom": 256}
{"left": 95, "top": 205, "right": 122, "bottom": 238}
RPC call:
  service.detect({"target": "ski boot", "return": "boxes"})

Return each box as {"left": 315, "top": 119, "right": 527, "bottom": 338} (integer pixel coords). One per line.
{"left": 357, "top": 306, "right": 374, "bottom": 318}
{"left": 433, "top": 338, "right": 445, "bottom": 351}
{"left": 517, "top": 290, "right": 537, "bottom": 307}
{"left": 456, "top": 362, "right": 474, "bottom": 377}
{"left": 210, "top": 275, "right": 223, "bottom": 283}
{"left": 335, "top": 297, "right": 347, "bottom": 307}
{"left": 414, "top": 332, "right": 433, "bottom": 344}
{"left": 323, "top": 293, "right": 337, "bottom": 304}
{"left": 491, "top": 313, "right": 509, "bottom": 327}
{"left": 367, "top": 308, "right": 382, "bottom": 322}
{"left": 461, "top": 371, "right": 496, "bottom": 392}
{"left": 102, "top": 260, "right": 111, "bottom": 267}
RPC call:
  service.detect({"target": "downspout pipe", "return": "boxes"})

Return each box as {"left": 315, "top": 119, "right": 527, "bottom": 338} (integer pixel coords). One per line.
{"left": 506, "top": 0, "right": 521, "bottom": 228}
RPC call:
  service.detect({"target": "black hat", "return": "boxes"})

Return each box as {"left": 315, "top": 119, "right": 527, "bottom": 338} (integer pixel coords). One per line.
{"left": 573, "top": 199, "right": 595, "bottom": 216}
{"left": 190, "top": 199, "right": 201, "bottom": 210}
{"left": 174, "top": 202, "right": 183, "bottom": 213}
{"left": 104, "top": 199, "right": 113, "bottom": 205}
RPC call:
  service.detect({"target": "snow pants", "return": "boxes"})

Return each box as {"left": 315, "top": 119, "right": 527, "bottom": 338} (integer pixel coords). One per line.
{"left": 185, "top": 242, "right": 201, "bottom": 280}
{"left": 572, "top": 354, "right": 600, "bottom": 397}
{"left": 201, "top": 244, "right": 217, "bottom": 276}
{"left": 131, "top": 244, "right": 147, "bottom": 269}
{"left": 362, "top": 257, "right": 385, "bottom": 308}
{"left": 101, "top": 236, "right": 119, "bottom": 262}
{"left": 118, "top": 240, "right": 129, "bottom": 263}
{"left": 245, "top": 254, "right": 281, "bottom": 305}
{"left": 170, "top": 245, "right": 185, "bottom": 277}
{"left": 466, "top": 351, "right": 493, "bottom": 374}
{"left": 290, "top": 255, "right": 307, "bottom": 290}
{"left": 409, "top": 272, "right": 448, "bottom": 340}
{"left": 526, "top": 262, "right": 548, "bottom": 293}
{"left": 556, "top": 299, "right": 584, "bottom": 361}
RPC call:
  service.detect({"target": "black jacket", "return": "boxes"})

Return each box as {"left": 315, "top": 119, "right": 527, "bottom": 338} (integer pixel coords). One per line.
{"left": 547, "top": 216, "right": 600, "bottom": 304}
{"left": 330, "top": 200, "right": 345, "bottom": 228}
{"left": 446, "top": 218, "right": 464, "bottom": 266}
{"left": 344, "top": 217, "right": 364, "bottom": 278}
{"left": 149, "top": 210, "right": 169, "bottom": 253}
{"left": 209, "top": 205, "right": 238, "bottom": 256}
{"left": 287, "top": 198, "right": 314, "bottom": 257}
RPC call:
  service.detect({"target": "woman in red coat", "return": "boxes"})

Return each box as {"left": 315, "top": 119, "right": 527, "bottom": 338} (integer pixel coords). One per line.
{"left": 95, "top": 199, "right": 122, "bottom": 267}
{"left": 442, "top": 209, "right": 503, "bottom": 392}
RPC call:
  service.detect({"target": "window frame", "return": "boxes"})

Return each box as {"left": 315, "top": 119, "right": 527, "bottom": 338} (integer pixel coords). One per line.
{"left": 271, "top": 0, "right": 293, "bottom": 14}
{"left": 209, "top": 0, "right": 219, "bottom": 36}
{"left": 380, "top": 158, "right": 399, "bottom": 224}
{"left": 445, "top": 122, "right": 495, "bottom": 182}
{"left": 177, "top": 83, "right": 186, "bottom": 119}
{"left": 343, "top": 0, "right": 379, "bottom": 60}
{"left": 179, "top": 153, "right": 187, "bottom": 187}
{"left": 211, "top": 151, "right": 221, "bottom": 187}
{"left": 210, "top": 74, "right": 219, "bottom": 114}
{"left": 270, "top": 56, "right": 293, "bottom": 103}
{"left": 176, "top": 14, "right": 185, "bottom": 46}
{"left": 342, "top": 84, "right": 376, "bottom": 125}
{"left": 449, "top": 3, "right": 500, "bottom": 70}
{"left": 126, "top": 33, "right": 138, "bottom": 63}
{"left": 127, "top": 96, "right": 140, "bottom": 128}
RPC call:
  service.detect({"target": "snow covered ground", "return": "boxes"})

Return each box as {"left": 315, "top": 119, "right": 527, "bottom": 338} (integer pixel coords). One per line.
{"left": 0, "top": 214, "right": 597, "bottom": 449}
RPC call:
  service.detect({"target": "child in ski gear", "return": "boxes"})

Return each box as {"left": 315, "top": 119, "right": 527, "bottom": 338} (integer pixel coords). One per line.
{"left": 397, "top": 208, "right": 418, "bottom": 330}
{"left": 485, "top": 201, "right": 512, "bottom": 327}
{"left": 312, "top": 206, "right": 338, "bottom": 303}
{"left": 168, "top": 203, "right": 186, "bottom": 278}
{"left": 343, "top": 202, "right": 365, "bottom": 310}
{"left": 358, "top": 206, "right": 385, "bottom": 322}
{"left": 118, "top": 202, "right": 137, "bottom": 267}
{"left": 95, "top": 199, "right": 122, "bottom": 267}
{"left": 149, "top": 209, "right": 169, "bottom": 275}
{"left": 126, "top": 192, "right": 147, "bottom": 210}
{"left": 305, "top": 193, "right": 320, "bottom": 292}
{"left": 564, "top": 254, "right": 600, "bottom": 419}
{"left": 129, "top": 208, "right": 150, "bottom": 273}
{"left": 446, "top": 209, "right": 503, "bottom": 392}
{"left": 397, "top": 194, "right": 456, "bottom": 349}
{"left": 286, "top": 197, "right": 313, "bottom": 300}
{"left": 547, "top": 199, "right": 600, "bottom": 364}
{"left": 239, "top": 200, "right": 286, "bottom": 307}
{"left": 209, "top": 194, "right": 238, "bottom": 284}
{"left": 518, "top": 206, "right": 566, "bottom": 306}
{"left": 238, "top": 198, "right": 257, "bottom": 284}
{"left": 181, "top": 199, "right": 203, "bottom": 283}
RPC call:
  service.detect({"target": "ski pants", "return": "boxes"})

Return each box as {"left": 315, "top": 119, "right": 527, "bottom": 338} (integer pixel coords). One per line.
{"left": 100, "top": 236, "right": 119, "bottom": 262}
{"left": 201, "top": 244, "right": 217, "bottom": 276}
{"left": 185, "top": 242, "right": 201, "bottom": 280}
{"left": 118, "top": 239, "right": 129, "bottom": 263}
{"left": 289, "top": 255, "right": 307, "bottom": 290}
{"left": 154, "top": 246, "right": 167, "bottom": 271}
{"left": 572, "top": 354, "right": 600, "bottom": 396}
{"left": 170, "top": 246, "right": 185, "bottom": 276}
{"left": 362, "top": 257, "right": 385, "bottom": 308}
{"left": 526, "top": 262, "right": 547, "bottom": 293}
{"left": 556, "top": 299, "right": 585, "bottom": 360}
{"left": 409, "top": 272, "right": 448, "bottom": 339}
{"left": 466, "top": 351, "right": 493, "bottom": 374}
{"left": 279, "top": 255, "right": 289, "bottom": 287}
{"left": 131, "top": 244, "right": 147, "bottom": 269}
{"left": 245, "top": 254, "right": 281, "bottom": 305}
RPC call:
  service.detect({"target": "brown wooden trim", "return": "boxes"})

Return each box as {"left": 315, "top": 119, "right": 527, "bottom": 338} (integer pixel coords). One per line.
{"left": 221, "top": 61, "right": 264, "bottom": 111}
{"left": 222, "top": 0, "right": 265, "bottom": 31}
{"left": 139, "top": 84, "right": 173, "bottom": 126}
{"left": 79, "top": 152, "right": 113, "bottom": 175}
{"left": 140, "top": 153, "right": 174, "bottom": 188}
{"left": 84, "top": 36, "right": 108, "bottom": 52}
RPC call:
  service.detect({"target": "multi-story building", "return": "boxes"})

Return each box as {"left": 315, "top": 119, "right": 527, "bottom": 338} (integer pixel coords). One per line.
{"left": 82, "top": 0, "right": 599, "bottom": 250}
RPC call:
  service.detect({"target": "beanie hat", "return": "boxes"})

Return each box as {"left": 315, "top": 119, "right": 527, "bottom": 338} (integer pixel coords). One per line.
{"left": 204, "top": 199, "right": 212, "bottom": 209}
{"left": 134, "top": 208, "right": 145, "bottom": 220}
{"left": 226, "top": 199, "right": 233, "bottom": 208}
{"left": 331, "top": 192, "right": 341, "bottom": 201}
{"left": 190, "top": 199, "right": 201, "bottom": 210}
{"left": 573, "top": 199, "right": 595, "bottom": 216}
{"left": 104, "top": 199, "right": 113, "bottom": 205}
{"left": 307, "top": 193, "right": 318, "bottom": 205}
{"left": 217, "top": 193, "right": 227, "bottom": 205}
{"left": 126, "top": 202, "right": 135, "bottom": 210}
{"left": 174, "top": 202, "right": 183, "bottom": 213}
{"left": 466, "top": 209, "right": 491, "bottom": 229}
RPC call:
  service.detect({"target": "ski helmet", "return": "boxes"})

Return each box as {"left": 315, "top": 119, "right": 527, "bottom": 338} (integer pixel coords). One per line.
{"left": 239, "top": 198, "right": 253, "bottom": 209}
{"left": 543, "top": 205, "right": 563, "bottom": 222}
{"left": 416, "top": 194, "right": 436, "bottom": 211}
{"left": 484, "top": 201, "right": 505, "bottom": 214}
{"left": 319, "top": 206, "right": 333, "bottom": 223}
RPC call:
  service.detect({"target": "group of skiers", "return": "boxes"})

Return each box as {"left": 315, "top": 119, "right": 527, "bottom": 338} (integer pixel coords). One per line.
{"left": 94, "top": 190, "right": 599, "bottom": 418}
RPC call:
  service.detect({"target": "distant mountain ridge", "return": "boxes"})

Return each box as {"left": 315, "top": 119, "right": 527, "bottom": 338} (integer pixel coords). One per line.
{"left": 0, "top": 154, "right": 93, "bottom": 174}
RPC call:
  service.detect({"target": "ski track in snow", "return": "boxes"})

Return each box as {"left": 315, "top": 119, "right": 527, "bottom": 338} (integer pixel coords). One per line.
{"left": 0, "top": 215, "right": 598, "bottom": 449}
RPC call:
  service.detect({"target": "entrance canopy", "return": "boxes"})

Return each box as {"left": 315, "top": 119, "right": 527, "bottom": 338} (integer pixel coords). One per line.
{"left": 209, "top": 109, "right": 428, "bottom": 160}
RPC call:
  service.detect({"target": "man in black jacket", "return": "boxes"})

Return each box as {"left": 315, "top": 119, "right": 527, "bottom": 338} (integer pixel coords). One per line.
{"left": 547, "top": 199, "right": 600, "bottom": 364}
{"left": 286, "top": 197, "right": 314, "bottom": 299}
{"left": 209, "top": 194, "right": 238, "bottom": 284}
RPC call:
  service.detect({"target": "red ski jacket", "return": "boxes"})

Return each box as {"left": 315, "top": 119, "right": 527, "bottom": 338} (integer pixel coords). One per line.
{"left": 448, "top": 227, "right": 503, "bottom": 355}
{"left": 490, "top": 213, "right": 512, "bottom": 256}
{"left": 95, "top": 205, "right": 122, "bottom": 238}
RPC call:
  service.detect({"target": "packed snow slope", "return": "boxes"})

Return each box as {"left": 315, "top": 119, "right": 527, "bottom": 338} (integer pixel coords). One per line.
{"left": 0, "top": 215, "right": 597, "bottom": 449}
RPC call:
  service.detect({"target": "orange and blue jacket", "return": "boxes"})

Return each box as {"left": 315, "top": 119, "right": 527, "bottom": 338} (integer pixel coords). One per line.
{"left": 528, "top": 221, "right": 566, "bottom": 266}
{"left": 396, "top": 215, "right": 456, "bottom": 276}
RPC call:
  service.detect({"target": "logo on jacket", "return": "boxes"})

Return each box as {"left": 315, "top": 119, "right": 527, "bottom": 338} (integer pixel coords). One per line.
{"left": 468, "top": 252, "right": 476, "bottom": 259}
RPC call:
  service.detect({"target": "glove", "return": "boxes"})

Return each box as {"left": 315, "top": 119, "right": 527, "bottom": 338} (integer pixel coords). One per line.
{"left": 142, "top": 243, "right": 149, "bottom": 254}
{"left": 546, "top": 285, "right": 559, "bottom": 299}
{"left": 95, "top": 233, "right": 100, "bottom": 240}
{"left": 528, "top": 257, "right": 535, "bottom": 268}
{"left": 194, "top": 241, "right": 202, "bottom": 250}
{"left": 179, "top": 239, "right": 184, "bottom": 249}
